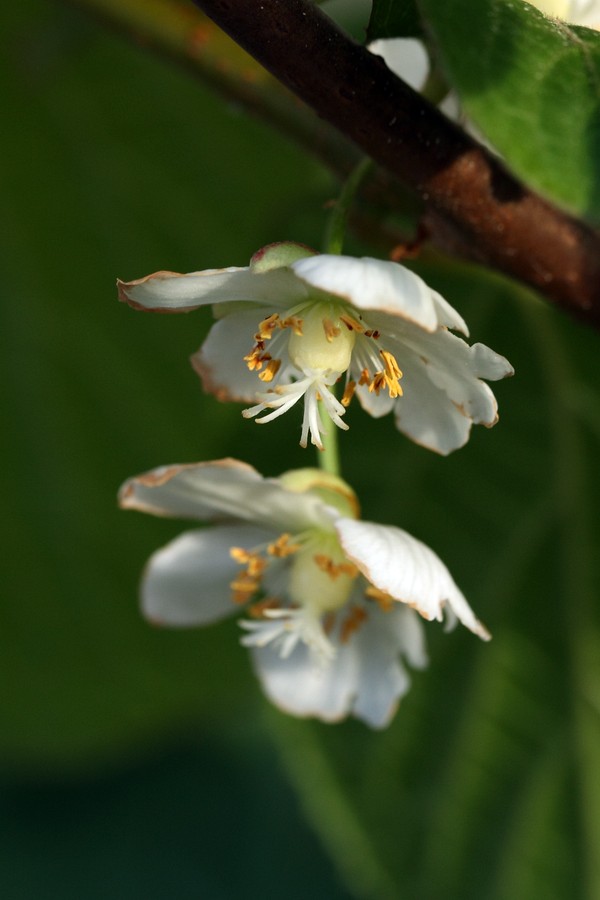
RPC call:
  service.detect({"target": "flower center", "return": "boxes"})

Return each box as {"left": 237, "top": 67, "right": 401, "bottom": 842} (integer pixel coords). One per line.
{"left": 287, "top": 303, "right": 356, "bottom": 375}
{"left": 288, "top": 533, "right": 358, "bottom": 617}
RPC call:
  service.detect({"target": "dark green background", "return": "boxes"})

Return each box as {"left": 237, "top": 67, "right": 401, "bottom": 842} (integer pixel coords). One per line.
{"left": 2, "top": 1, "right": 600, "bottom": 898}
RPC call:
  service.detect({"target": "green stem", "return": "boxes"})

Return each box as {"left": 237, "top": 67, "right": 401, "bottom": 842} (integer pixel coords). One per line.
{"left": 325, "top": 157, "right": 374, "bottom": 255}
{"left": 318, "top": 158, "right": 374, "bottom": 475}
{"left": 317, "top": 401, "right": 341, "bottom": 476}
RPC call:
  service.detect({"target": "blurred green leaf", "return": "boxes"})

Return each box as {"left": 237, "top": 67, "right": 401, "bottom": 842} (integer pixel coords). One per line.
{"left": 367, "top": 0, "right": 423, "bottom": 40}
{"left": 415, "top": 0, "right": 600, "bottom": 222}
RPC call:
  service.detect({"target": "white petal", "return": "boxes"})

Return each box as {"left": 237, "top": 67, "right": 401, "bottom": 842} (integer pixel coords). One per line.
{"left": 191, "top": 306, "right": 278, "bottom": 402}
{"left": 353, "top": 382, "right": 396, "bottom": 418}
{"left": 368, "top": 38, "right": 430, "bottom": 91}
{"left": 381, "top": 355, "right": 473, "bottom": 454}
{"left": 470, "top": 342, "right": 515, "bottom": 380}
{"left": 349, "top": 605, "right": 428, "bottom": 728}
{"left": 119, "top": 459, "right": 334, "bottom": 533}
{"left": 350, "top": 316, "right": 512, "bottom": 454}
{"left": 569, "top": 0, "right": 600, "bottom": 26}
{"left": 250, "top": 602, "right": 428, "bottom": 728}
{"left": 292, "top": 255, "right": 446, "bottom": 332}
{"left": 430, "top": 291, "right": 469, "bottom": 335}
{"left": 142, "top": 524, "right": 273, "bottom": 626}
{"left": 250, "top": 638, "right": 360, "bottom": 724}
{"left": 335, "top": 518, "right": 490, "bottom": 640}
{"left": 117, "top": 265, "right": 307, "bottom": 312}
{"left": 398, "top": 330, "right": 501, "bottom": 425}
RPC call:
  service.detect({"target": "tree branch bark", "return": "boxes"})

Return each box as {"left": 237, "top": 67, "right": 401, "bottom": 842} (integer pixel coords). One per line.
{"left": 191, "top": 0, "right": 600, "bottom": 328}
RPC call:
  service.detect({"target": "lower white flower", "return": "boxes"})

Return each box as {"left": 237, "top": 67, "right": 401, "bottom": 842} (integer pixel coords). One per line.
{"left": 119, "top": 459, "right": 490, "bottom": 729}
{"left": 118, "top": 242, "right": 512, "bottom": 455}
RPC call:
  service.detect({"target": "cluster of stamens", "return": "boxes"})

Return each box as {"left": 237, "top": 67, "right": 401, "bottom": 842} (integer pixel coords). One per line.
{"left": 243, "top": 313, "right": 303, "bottom": 384}
{"left": 229, "top": 530, "right": 398, "bottom": 654}
{"left": 229, "top": 533, "right": 300, "bottom": 608}
{"left": 243, "top": 306, "right": 404, "bottom": 407}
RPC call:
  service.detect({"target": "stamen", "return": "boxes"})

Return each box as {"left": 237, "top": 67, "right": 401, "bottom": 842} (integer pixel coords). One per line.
{"left": 340, "top": 605, "right": 368, "bottom": 643}
{"left": 247, "top": 598, "right": 280, "bottom": 618}
{"left": 339, "top": 312, "right": 365, "bottom": 333}
{"left": 380, "top": 349, "right": 403, "bottom": 398}
{"left": 258, "top": 358, "right": 281, "bottom": 383}
{"left": 256, "top": 313, "right": 280, "bottom": 341}
{"left": 280, "top": 315, "right": 303, "bottom": 335}
{"left": 360, "top": 349, "right": 403, "bottom": 398}
{"left": 229, "top": 574, "right": 260, "bottom": 604}
{"left": 341, "top": 381, "right": 356, "bottom": 408}
{"left": 322, "top": 317, "right": 341, "bottom": 342}
{"left": 365, "top": 585, "right": 395, "bottom": 612}
{"left": 229, "top": 547, "right": 267, "bottom": 577}
{"left": 243, "top": 346, "right": 271, "bottom": 372}
{"left": 268, "top": 533, "right": 302, "bottom": 557}
{"left": 314, "top": 554, "right": 358, "bottom": 580}
{"left": 230, "top": 547, "right": 253, "bottom": 564}
{"left": 370, "top": 372, "right": 387, "bottom": 395}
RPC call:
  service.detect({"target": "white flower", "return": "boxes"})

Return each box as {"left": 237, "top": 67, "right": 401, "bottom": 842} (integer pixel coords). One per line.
{"left": 534, "top": 0, "right": 600, "bottom": 24}
{"left": 119, "top": 459, "right": 490, "bottom": 729}
{"left": 118, "top": 243, "right": 512, "bottom": 455}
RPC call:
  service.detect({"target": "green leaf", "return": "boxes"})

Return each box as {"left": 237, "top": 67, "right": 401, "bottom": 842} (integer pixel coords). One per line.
{"left": 367, "top": 0, "right": 424, "bottom": 40}
{"left": 416, "top": 0, "right": 600, "bottom": 223}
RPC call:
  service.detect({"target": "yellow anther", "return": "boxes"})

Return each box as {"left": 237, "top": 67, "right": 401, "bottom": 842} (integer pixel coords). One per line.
{"left": 280, "top": 315, "right": 303, "bottom": 335}
{"left": 340, "top": 605, "right": 368, "bottom": 643}
{"left": 322, "top": 317, "right": 341, "bottom": 342}
{"left": 267, "top": 533, "right": 301, "bottom": 557}
{"left": 314, "top": 555, "right": 358, "bottom": 580}
{"left": 341, "top": 381, "right": 356, "bottom": 408}
{"left": 247, "top": 598, "right": 280, "bottom": 618}
{"left": 363, "top": 350, "right": 403, "bottom": 398}
{"left": 247, "top": 556, "right": 267, "bottom": 578}
{"left": 243, "top": 346, "right": 271, "bottom": 372}
{"left": 256, "top": 313, "right": 280, "bottom": 341}
{"left": 258, "top": 358, "right": 282, "bottom": 383}
{"left": 365, "top": 585, "right": 395, "bottom": 612}
{"left": 229, "top": 574, "right": 260, "bottom": 604}
{"left": 369, "top": 372, "right": 386, "bottom": 395}
{"left": 339, "top": 312, "right": 365, "bottom": 333}
{"left": 230, "top": 547, "right": 252, "bottom": 563}
{"left": 380, "top": 349, "right": 403, "bottom": 398}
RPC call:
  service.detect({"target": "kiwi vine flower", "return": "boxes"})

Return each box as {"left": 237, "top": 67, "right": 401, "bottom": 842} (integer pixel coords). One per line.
{"left": 118, "top": 243, "right": 512, "bottom": 455}
{"left": 119, "top": 459, "right": 489, "bottom": 728}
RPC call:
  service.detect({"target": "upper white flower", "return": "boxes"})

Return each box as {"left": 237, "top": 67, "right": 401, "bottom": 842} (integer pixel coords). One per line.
{"left": 119, "top": 459, "right": 490, "bottom": 729}
{"left": 118, "top": 243, "right": 512, "bottom": 455}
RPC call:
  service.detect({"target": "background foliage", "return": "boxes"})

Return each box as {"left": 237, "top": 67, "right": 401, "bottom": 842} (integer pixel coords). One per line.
{"left": 2, "top": 0, "right": 600, "bottom": 897}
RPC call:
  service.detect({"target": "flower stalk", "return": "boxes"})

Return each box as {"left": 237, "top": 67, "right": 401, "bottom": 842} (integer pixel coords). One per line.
{"left": 325, "top": 157, "right": 374, "bottom": 257}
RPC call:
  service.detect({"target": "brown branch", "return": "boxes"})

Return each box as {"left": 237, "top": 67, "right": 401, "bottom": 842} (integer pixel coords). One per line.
{"left": 191, "top": 0, "right": 600, "bottom": 328}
